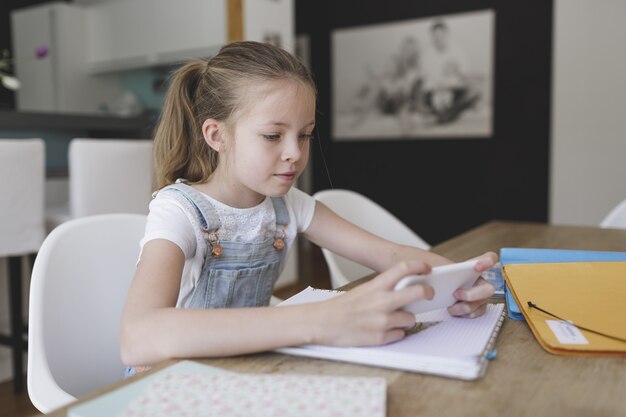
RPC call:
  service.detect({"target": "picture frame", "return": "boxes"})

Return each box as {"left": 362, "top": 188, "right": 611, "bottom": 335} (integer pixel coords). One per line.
{"left": 332, "top": 9, "right": 494, "bottom": 140}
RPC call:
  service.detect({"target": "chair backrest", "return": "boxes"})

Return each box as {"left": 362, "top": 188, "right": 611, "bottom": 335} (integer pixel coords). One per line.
{"left": 313, "top": 189, "right": 430, "bottom": 289}
{"left": 28, "top": 214, "right": 147, "bottom": 413}
{"left": 69, "top": 138, "right": 153, "bottom": 217}
{"left": 0, "top": 139, "right": 45, "bottom": 256}
{"left": 600, "top": 197, "right": 626, "bottom": 229}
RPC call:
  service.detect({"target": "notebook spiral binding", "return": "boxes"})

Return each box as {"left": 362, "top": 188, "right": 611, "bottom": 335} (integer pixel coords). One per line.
{"left": 476, "top": 306, "right": 506, "bottom": 377}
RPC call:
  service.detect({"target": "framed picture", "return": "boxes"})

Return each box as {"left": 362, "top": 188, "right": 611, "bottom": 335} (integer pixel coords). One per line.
{"left": 332, "top": 9, "right": 494, "bottom": 140}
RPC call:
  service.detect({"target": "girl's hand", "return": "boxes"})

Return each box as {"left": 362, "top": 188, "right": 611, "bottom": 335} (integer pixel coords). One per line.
{"left": 315, "top": 260, "right": 434, "bottom": 347}
{"left": 447, "top": 251, "right": 498, "bottom": 318}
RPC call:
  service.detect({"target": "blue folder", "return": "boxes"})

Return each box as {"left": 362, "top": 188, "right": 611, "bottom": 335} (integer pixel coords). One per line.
{"left": 500, "top": 248, "right": 626, "bottom": 320}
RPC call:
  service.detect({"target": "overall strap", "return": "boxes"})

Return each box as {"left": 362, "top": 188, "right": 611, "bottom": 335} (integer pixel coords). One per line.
{"left": 159, "top": 182, "right": 221, "bottom": 232}
{"left": 269, "top": 196, "right": 289, "bottom": 250}
{"left": 270, "top": 196, "right": 289, "bottom": 227}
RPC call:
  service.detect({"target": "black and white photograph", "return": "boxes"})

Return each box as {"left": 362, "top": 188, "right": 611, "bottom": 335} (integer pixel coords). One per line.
{"left": 332, "top": 10, "right": 494, "bottom": 140}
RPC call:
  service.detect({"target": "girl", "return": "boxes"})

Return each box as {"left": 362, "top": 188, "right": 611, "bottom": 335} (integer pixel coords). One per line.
{"left": 120, "top": 41, "right": 496, "bottom": 369}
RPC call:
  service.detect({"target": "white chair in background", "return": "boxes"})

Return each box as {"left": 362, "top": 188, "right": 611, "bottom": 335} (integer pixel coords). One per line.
{"left": 69, "top": 138, "right": 153, "bottom": 217}
{"left": 28, "top": 214, "right": 147, "bottom": 413}
{"left": 313, "top": 189, "right": 430, "bottom": 289}
{"left": 600, "top": 197, "right": 626, "bottom": 229}
{"left": 0, "top": 138, "right": 45, "bottom": 393}
{"left": 46, "top": 138, "right": 153, "bottom": 231}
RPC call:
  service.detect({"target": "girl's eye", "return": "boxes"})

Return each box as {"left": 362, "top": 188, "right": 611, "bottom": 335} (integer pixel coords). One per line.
{"left": 262, "top": 134, "right": 281, "bottom": 141}
{"left": 261, "top": 133, "right": 314, "bottom": 142}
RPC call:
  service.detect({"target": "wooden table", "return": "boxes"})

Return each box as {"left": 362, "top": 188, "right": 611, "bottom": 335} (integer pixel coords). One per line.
{"left": 45, "top": 221, "right": 626, "bottom": 417}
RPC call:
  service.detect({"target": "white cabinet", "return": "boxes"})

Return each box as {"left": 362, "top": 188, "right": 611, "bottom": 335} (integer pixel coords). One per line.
{"left": 85, "top": 0, "right": 227, "bottom": 73}
{"left": 83, "top": 0, "right": 294, "bottom": 74}
{"left": 11, "top": 3, "right": 122, "bottom": 114}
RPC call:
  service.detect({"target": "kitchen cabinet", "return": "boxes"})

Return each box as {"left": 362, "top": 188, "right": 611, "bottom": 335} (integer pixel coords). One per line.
{"left": 11, "top": 2, "right": 122, "bottom": 114}
{"left": 84, "top": 0, "right": 294, "bottom": 74}
{"left": 85, "top": 0, "right": 228, "bottom": 73}
{"left": 10, "top": 0, "right": 295, "bottom": 112}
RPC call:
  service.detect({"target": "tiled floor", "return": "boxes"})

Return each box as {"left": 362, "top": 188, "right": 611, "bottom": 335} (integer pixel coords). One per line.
{"left": 0, "top": 242, "right": 330, "bottom": 417}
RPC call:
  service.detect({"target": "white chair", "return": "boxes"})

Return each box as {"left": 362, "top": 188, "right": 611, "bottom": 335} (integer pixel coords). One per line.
{"left": 70, "top": 138, "right": 154, "bottom": 217}
{"left": 600, "top": 198, "right": 626, "bottom": 229}
{"left": 0, "top": 138, "right": 45, "bottom": 393}
{"left": 313, "top": 189, "right": 430, "bottom": 289}
{"left": 28, "top": 214, "right": 147, "bottom": 413}
{"left": 46, "top": 138, "right": 153, "bottom": 231}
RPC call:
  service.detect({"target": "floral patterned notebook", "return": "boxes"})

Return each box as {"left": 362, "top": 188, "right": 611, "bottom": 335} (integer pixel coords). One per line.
{"left": 68, "top": 361, "right": 386, "bottom": 417}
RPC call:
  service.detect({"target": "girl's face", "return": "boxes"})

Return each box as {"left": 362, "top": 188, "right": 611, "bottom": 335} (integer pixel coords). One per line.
{"left": 217, "top": 80, "right": 316, "bottom": 207}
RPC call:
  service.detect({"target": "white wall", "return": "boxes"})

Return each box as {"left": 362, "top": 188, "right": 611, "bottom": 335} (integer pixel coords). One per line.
{"left": 550, "top": 0, "right": 626, "bottom": 226}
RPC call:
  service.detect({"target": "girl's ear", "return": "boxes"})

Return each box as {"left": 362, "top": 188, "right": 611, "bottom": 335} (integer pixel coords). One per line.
{"left": 202, "top": 119, "right": 225, "bottom": 152}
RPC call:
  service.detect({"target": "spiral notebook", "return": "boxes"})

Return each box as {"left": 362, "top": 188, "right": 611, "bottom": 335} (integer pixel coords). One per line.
{"left": 276, "top": 287, "right": 506, "bottom": 380}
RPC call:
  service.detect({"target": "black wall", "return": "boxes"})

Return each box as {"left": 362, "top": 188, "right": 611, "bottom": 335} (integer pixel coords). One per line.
{"left": 296, "top": 0, "right": 553, "bottom": 244}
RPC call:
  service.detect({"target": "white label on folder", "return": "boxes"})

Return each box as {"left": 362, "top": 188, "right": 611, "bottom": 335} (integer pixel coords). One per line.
{"left": 546, "top": 320, "right": 589, "bottom": 345}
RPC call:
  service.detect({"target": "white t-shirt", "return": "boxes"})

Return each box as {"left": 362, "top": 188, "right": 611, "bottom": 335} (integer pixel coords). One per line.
{"left": 140, "top": 187, "right": 316, "bottom": 307}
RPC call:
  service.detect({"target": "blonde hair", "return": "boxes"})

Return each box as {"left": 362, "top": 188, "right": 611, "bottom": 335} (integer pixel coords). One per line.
{"left": 153, "top": 41, "right": 316, "bottom": 188}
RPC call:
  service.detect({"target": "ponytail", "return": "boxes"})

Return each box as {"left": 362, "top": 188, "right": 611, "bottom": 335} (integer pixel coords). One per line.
{"left": 154, "top": 61, "right": 218, "bottom": 188}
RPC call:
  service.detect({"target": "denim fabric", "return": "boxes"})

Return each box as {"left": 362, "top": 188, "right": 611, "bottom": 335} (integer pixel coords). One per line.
{"left": 124, "top": 366, "right": 137, "bottom": 378}
{"left": 160, "top": 182, "right": 289, "bottom": 308}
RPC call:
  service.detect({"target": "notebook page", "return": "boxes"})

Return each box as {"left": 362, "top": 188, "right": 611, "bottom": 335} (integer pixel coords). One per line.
{"left": 280, "top": 287, "right": 504, "bottom": 359}
{"left": 302, "top": 304, "right": 503, "bottom": 359}
{"left": 277, "top": 286, "right": 344, "bottom": 306}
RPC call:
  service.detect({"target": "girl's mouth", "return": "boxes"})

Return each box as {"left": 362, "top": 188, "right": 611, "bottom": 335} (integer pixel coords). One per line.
{"left": 275, "top": 172, "right": 297, "bottom": 181}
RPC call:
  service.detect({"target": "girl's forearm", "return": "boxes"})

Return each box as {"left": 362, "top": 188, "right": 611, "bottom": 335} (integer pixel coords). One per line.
{"left": 305, "top": 203, "right": 451, "bottom": 275}
{"left": 120, "top": 302, "right": 327, "bottom": 367}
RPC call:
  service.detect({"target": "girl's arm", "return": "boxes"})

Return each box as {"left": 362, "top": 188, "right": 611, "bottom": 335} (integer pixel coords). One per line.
{"left": 303, "top": 201, "right": 451, "bottom": 271}
{"left": 120, "top": 239, "right": 434, "bottom": 367}
{"left": 303, "top": 201, "right": 497, "bottom": 317}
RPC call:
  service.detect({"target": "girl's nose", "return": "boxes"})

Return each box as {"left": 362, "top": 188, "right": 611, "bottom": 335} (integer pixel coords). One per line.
{"left": 282, "top": 137, "right": 302, "bottom": 162}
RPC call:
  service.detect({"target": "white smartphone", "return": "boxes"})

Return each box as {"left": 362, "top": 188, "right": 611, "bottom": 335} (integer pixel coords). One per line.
{"left": 394, "top": 259, "right": 481, "bottom": 314}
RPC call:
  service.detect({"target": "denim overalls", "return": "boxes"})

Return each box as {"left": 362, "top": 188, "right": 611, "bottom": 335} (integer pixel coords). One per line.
{"left": 125, "top": 182, "right": 289, "bottom": 377}
{"left": 163, "top": 182, "right": 289, "bottom": 308}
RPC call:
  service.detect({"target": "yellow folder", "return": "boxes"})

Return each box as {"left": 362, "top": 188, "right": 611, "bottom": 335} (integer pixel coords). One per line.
{"left": 502, "top": 262, "right": 626, "bottom": 355}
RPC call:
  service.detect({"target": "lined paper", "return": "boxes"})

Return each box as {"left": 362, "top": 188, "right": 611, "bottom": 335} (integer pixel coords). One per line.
{"left": 277, "top": 287, "right": 505, "bottom": 379}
